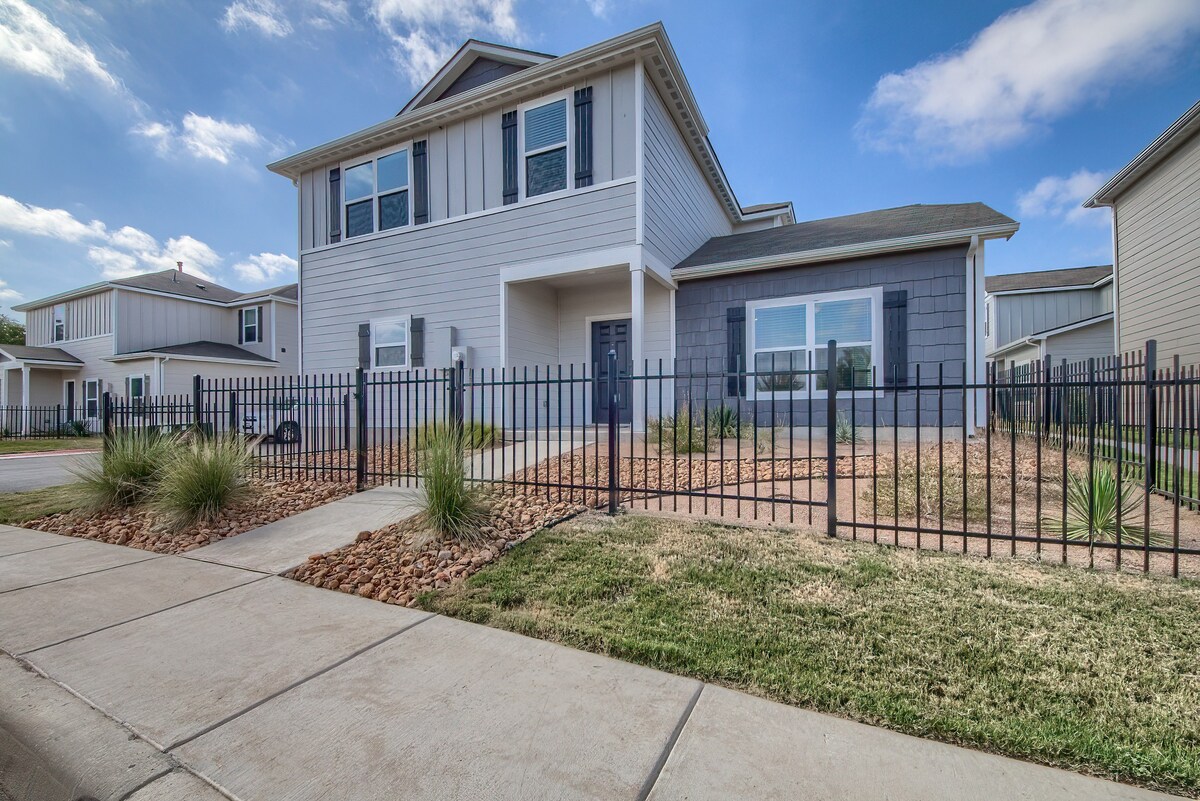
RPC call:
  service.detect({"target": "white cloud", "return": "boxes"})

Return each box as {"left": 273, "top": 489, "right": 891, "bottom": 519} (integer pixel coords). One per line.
{"left": 232, "top": 252, "right": 297, "bottom": 284}
{"left": 0, "top": 278, "right": 21, "bottom": 302}
{"left": 369, "top": 0, "right": 522, "bottom": 85}
{"left": 0, "top": 195, "right": 107, "bottom": 242}
{"left": 221, "top": 0, "right": 292, "bottom": 37}
{"left": 133, "top": 113, "right": 266, "bottom": 165}
{"left": 1017, "top": 169, "right": 1111, "bottom": 225}
{"left": 857, "top": 0, "right": 1200, "bottom": 162}
{"left": 0, "top": 0, "right": 119, "bottom": 90}
{"left": 0, "top": 194, "right": 219, "bottom": 282}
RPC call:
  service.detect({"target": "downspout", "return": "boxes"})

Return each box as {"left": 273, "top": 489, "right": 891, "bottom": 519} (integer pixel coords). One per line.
{"left": 965, "top": 235, "right": 980, "bottom": 434}
{"left": 294, "top": 177, "right": 304, "bottom": 373}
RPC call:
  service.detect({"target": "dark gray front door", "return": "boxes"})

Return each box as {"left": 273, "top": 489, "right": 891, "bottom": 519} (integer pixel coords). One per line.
{"left": 64, "top": 381, "right": 75, "bottom": 422}
{"left": 592, "top": 318, "right": 632, "bottom": 424}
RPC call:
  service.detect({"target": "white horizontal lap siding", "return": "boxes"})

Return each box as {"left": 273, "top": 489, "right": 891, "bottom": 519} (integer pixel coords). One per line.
{"left": 506, "top": 282, "right": 558, "bottom": 366}
{"left": 1044, "top": 320, "right": 1115, "bottom": 365}
{"left": 640, "top": 71, "right": 731, "bottom": 268}
{"left": 161, "top": 360, "right": 279, "bottom": 396}
{"left": 300, "top": 181, "right": 637, "bottom": 372}
{"left": 298, "top": 64, "right": 638, "bottom": 250}
{"left": 1115, "top": 131, "right": 1200, "bottom": 363}
{"left": 273, "top": 304, "right": 300, "bottom": 372}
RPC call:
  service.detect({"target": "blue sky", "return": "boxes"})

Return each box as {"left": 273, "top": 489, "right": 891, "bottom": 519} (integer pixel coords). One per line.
{"left": 1, "top": 0, "right": 1198, "bottom": 318}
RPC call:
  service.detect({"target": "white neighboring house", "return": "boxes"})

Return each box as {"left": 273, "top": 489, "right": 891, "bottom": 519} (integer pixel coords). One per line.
{"left": 984, "top": 265, "right": 1114, "bottom": 372}
{"left": 2, "top": 267, "right": 298, "bottom": 433}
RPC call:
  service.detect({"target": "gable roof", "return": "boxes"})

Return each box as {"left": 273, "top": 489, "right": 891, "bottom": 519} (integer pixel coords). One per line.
{"left": 398, "top": 39, "right": 554, "bottom": 116}
{"left": 985, "top": 265, "right": 1112, "bottom": 294}
{"left": 269, "top": 24, "right": 755, "bottom": 224}
{"left": 674, "top": 203, "right": 1018, "bottom": 277}
{"left": 1085, "top": 99, "right": 1200, "bottom": 207}
{"left": 0, "top": 344, "right": 83, "bottom": 364}
{"left": 13, "top": 270, "right": 298, "bottom": 312}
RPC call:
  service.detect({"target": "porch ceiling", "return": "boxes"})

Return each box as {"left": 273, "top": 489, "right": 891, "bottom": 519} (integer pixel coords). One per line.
{"left": 535, "top": 265, "right": 630, "bottom": 290}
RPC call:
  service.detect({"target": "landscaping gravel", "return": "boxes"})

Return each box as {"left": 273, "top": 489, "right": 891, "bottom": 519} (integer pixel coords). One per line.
{"left": 26, "top": 480, "right": 354, "bottom": 555}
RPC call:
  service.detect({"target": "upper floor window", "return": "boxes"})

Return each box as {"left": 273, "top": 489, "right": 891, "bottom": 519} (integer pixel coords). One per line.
{"left": 371, "top": 316, "right": 410, "bottom": 370}
{"left": 239, "top": 306, "right": 261, "bottom": 344}
{"left": 521, "top": 96, "right": 569, "bottom": 198}
{"left": 53, "top": 303, "right": 66, "bottom": 341}
{"left": 343, "top": 145, "right": 410, "bottom": 239}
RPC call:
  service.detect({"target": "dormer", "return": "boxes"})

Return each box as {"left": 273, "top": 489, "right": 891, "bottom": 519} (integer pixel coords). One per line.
{"left": 398, "top": 40, "right": 554, "bottom": 116}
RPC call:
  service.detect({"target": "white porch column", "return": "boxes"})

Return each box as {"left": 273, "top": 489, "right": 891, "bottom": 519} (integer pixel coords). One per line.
{"left": 20, "top": 364, "right": 30, "bottom": 436}
{"left": 631, "top": 267, "right": 646, "bottom": 431}
{"left": 966, "top": 238, "right": 987, "bottom": 433}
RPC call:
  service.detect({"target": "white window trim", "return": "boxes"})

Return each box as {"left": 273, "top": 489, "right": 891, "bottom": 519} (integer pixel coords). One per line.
{"left": 517, "top": 89, "right": 574, "bottom": 203}
{"left": 369, "top": 314, "right": 412, "bottom": 371}
{"left": 341, "top": 141, "right": 413, "bottom": 240}
{"left": 241, "top": 306, "right": 260, "bottom": 343}
{"left": 84, "top": 379, "right": 100, "bottom": 419}
{"left": 52, "top": 303, "right": 66, "bottom": 342}
{"left": 746, "top": 286, "right": 883, "bottom": 401}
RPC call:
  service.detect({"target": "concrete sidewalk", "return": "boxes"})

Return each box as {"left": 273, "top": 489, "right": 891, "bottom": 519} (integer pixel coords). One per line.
{"left": 0, "top": 524, "right": 1182, "bottom": 800}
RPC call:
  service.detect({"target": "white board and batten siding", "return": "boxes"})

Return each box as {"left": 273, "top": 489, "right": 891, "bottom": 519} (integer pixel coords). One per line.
{"left": 298, "top": 63, "right": 639, "bottom": 252}
{"left": 24, "top": 290, "right": 114, "bottom": 346}
{"left": 1114, "top": 130, "right": 1200, "bottom": 364}
{"left": 640, "top": 72, "right": 731, "bottom": 268}
{"left": 115, "top": 291, "right": 235, "bottom": 353}
{"left": 302, "top": 181, "right": 638, "bottom": 372}
{"left": 990, "top": 286, "right": 1112, "bottom": 355}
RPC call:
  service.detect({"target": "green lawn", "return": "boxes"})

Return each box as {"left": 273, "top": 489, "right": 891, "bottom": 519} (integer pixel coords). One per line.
{"left": 422, "top": 513, "right": 1200, "bottom": 796}
{"left": 0, "top": 438, "right": 99, "bottom": 455}
{"left": 0, "top": 484, "right": 82, "bottom": 525}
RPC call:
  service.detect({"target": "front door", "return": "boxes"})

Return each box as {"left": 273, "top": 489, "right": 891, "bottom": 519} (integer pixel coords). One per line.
{"left": 592, "top": 318, "right": 632, "bottom": 424}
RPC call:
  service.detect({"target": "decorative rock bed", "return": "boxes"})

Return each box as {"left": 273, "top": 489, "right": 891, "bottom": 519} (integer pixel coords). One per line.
{"left": 26, "top": 480, "right": 354, "bottom": 555}
{"left": 288, "top": 490, "right": 585, "bottom": 607}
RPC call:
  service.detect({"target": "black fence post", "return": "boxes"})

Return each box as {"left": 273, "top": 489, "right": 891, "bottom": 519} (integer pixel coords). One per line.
{"left": 101, "top": 392, "right": 113, "bottom": 438}
{"left": 1145, "top": 340, "right": 1158, "bottom": 491}
{"left": 607, "top": 348, "right": 619, "bottom": 515}
{"left": 55, "top": 404, "right": 62, "bottom": 437}
{"left": 228, "top": 390, "right": 238, "bottom": 435}
{"left": 355, "top": 367, "right": 367, "bottom": 492}
{"left": 449, "top": 359, "right": 465, "bottom": 429}
{"left": 192, "top": 374, "right": 203, "bottom": 435}
{"left": 826, "top": 338, "right": 838, "bottom": 537}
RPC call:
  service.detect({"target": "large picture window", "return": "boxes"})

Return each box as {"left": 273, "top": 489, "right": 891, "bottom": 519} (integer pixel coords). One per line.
{"left": 343, "top": 145, "right": 410, "bottom": 239}
{"left": 747, "top": 288, "right": 881, "bottom": 399}
{"left": 522, "top": 96, "right": 569, "bottom": 198}
{"left": 370, "top": 316, "right": 410, "bottom": 369}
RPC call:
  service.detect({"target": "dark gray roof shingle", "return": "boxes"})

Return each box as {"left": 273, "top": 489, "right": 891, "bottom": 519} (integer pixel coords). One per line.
{"left": 233, "top": 283, "right": 299, "bottom": 302}
{"left": 118, "top": 341, "right": 275, "bottom": 363}
{"left": 110, "top": 269, "right": 242, "bottom": 303}
{"left": 985, "top": 265, "right": 1111, "bottom": 293}
{"left": 676, "top": 203, "right": 1017, "bottom": 271}
{"left": 0, "top": 344, "right": 83, "bottom": 364}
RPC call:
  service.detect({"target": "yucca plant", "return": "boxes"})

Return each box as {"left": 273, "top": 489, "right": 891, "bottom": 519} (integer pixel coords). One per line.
{"left": 648, "top": 405, "right": 711, "bottom": 454}
{"left": 835, "top": 412, "right": 861, "bottom": 444}
{"left": 418, "top": 426, "right": 490, "bottom": 545}
{"left": 152, "top": 435, "right": 256, "bottom": 530}
{"left": 72, "top": 429, "right": 175, "bottom": 511}
{"left": 707, "top": 405, "right": 747, "bottom": 439}
{"left": 1042, "top": 464, "right": 1165, "bottom": 545}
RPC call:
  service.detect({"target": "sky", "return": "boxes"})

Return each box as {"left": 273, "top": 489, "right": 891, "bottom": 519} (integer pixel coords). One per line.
{"left": 0, "top": 0, "right": 1198, "bottom": 319}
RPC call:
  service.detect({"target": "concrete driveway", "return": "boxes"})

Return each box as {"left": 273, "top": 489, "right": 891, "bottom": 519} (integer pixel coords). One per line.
{"left": 0, "top": 451, "right": 96, "bottom": 492}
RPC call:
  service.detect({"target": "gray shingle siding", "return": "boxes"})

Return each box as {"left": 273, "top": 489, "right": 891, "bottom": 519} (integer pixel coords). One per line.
{"left": 673, "top": 245, "right": 969, "bottom": 426}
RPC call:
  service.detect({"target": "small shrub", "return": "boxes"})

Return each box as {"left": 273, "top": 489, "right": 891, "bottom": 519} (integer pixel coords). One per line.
{"left": 153, "top": 435, "right": 256, "bottom": 530}
{"left": 648, "top": 405, "right": 711, "bottom": 454}
{"left": 410, "top": 420, "right": 503, "bottom": 450}
{"left": 66, "top": 419, "right": 90, "bottom": 438}
{"left": 867, "top": 449, "right": 990, "bottom": 524}
{"left": 72, "top": 429, "right": 175, "bottom": 511}
{"left": 707, "top": 405, "right": 748, "bottom": 439}
{"left": 418, "top": 426, "right": 490, "bottom": 545}
{"left": 753, "top": 420, "right": 790, "bottom": 455}
{"left": 1042, "top": 464, "right": 1165, "bottom": 545}
{"left": 835, "top": 412, "right": 861, "bottom": 444}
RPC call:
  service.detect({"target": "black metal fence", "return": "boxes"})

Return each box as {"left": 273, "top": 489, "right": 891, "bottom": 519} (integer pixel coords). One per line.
{"left": 82, "top": 338, "right": 1200, "bottom": 577}
{"left": 0, "top": 405, "right": 98, "bottom": 439}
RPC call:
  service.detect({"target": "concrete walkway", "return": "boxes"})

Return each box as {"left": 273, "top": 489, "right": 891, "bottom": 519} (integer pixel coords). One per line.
{"left": 0, "top": 520, "right": 1183, "bottom": 800}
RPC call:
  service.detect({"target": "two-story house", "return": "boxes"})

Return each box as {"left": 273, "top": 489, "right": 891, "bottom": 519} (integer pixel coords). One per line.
{"left": 1, "top": 267, "right": 298, "bottom": 427}
{"left": 267, "top": 23, "right": 1018, "bottom": 430}
{"left": 985, "top": 265, "right": 1114, "bottom": 372}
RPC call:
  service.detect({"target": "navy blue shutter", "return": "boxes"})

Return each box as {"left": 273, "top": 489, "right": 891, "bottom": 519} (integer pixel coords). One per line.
{"left": 358, "top": 323, "right": 371, "bottom": 370}
{"left": 574, "top": 87, "right": 593, "bottom": 188}
{"left": 410, "top": 317, "right": 425, "bottom": 367}
{"left": 726, "top": 307, "right": 746, "bottom": 397}
{"left": 237, "top": 309, "right": 244, "bottom": 344}
{"left": 256, "top": 305, "right": 264, "bottom": 343}
{"left": 412, "top": 140, "right": 429, "bottom": 225}
{"left": 883, "top": 290, "right": 908, "bottom": 388}
{"left": 328, "top": 168, "right": 341, "bottom": 244}
{"left": 502, "top": 111, "right": 518, "bottom": 204}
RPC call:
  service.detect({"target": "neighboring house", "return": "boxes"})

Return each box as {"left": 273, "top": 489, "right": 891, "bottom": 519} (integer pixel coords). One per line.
{"left": 985, "top": 265, "right": 1114, "bottom": 372}
{"left": 1085, "top": 99, "right": 1200, "bottom": 364}
{"left": 268, "top": 23, "right": 1017, "bottom": 429}
{"left": 1, "top": 268, "right": 298, "bottom": 426}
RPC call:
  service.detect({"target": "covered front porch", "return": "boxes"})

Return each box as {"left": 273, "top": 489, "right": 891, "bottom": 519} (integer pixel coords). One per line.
{"left": 0, "top": 345, "right": 85, "bottom": 435}
{"left": 501, "top": 247, "right": 676, "bottom": 430}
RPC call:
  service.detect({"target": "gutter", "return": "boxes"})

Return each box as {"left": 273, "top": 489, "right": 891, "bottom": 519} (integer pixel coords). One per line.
{"left": 672, "top": 223, "right": 1019, "bottom": 280}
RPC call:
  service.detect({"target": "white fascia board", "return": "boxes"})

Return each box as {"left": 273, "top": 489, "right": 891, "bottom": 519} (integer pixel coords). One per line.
{"left": 499, "top": 245, "right": 641, "bottom": 284}
{"left": 12, "top": 281, "right": 112, "bottom": 312}
{"left": 105, "top": 352, "right": 279, "bottom": 366}
{"left": 673, "top": 223, "right": 1020, "bottom": 281}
